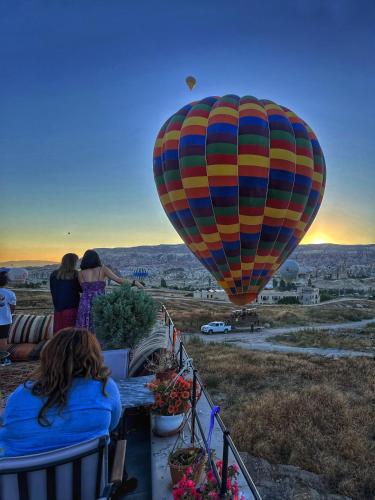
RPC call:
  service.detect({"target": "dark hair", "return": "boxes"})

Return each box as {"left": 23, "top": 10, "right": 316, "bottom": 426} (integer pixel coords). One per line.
{"left": 0, "top": 272, "right": 8, "bottom": 287}
{"left": 29, "top": 328, "right": 110, "bottom": 426}
{"left": 80, "top": 250, "right": 102, "bottom": 270}
{"left": 56, "top": 253, "right": 79, "bottom": 279}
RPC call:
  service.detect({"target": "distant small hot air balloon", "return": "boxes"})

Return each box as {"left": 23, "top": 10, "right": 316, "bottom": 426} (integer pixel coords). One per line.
{"left": 8, "top": 268, "right": 28, "bottom": 284}
{"left": 185, "top": 76, "right": 196, "bottom": 91}
{"left": 132, "top": 267, "right": 149, "bottom": 280}
{"left": 153, "top": 94, "right": 326, "bottom": 305}
{"left": 279, "top": 259, "right": 300, "bottom": 282}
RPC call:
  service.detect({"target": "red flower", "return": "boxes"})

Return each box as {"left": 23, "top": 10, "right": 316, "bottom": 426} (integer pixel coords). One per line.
{"left": 231, "top": 463, "right": 239, "bottom": 473}
{"left": 206, "top": 470, "right": 216, "bottom": 483}
{"left": 172, "top": 487, "right": 184, "bottom": 499}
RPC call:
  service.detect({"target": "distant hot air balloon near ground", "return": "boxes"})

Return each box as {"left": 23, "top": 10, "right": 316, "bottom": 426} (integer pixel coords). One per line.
{"left": 8, "top": 268, "right": 28, "bottom": 284}
{"left": 153, "top": 94, "right": 326, "bottom": 305}
{"left": 185, "top": 76, "right": 196, "bottom": 90}
{"left": 279, "top": 259, "right": 300, "bottom": 282}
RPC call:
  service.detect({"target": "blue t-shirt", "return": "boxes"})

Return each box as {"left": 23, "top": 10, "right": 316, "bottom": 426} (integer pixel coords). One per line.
{"left": 0, "top": 377, "right": 121, "bottom": 457}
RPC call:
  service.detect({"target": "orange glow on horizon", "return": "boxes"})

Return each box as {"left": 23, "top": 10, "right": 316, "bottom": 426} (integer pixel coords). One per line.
{"left": 1, "top": 227, "right": 374, "bottom": 264}
{"left": 301, "top": 232, "right": 335, "bottom": 245}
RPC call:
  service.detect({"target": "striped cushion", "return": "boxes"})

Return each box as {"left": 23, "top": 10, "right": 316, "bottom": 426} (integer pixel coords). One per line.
{"left": 7, "top": 342, "right": 47, "bottom": 361}
{"left": 8, "top": 314, "right": 54, "bottom": 344}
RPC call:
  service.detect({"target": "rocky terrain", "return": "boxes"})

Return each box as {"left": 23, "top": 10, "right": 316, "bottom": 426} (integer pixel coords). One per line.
{"left": 6, "top": 244, "right": 374, "bottom": 292}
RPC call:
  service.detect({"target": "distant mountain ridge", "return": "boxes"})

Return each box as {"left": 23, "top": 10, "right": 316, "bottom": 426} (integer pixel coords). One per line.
{"left": 0, "top": 260, "right": 59, "bottom": 268}
{"left": 95, "top": 243, "right": 375, "bottom": 273}
{"left": 3, "top": 243, "right": 374, "bottom": 271}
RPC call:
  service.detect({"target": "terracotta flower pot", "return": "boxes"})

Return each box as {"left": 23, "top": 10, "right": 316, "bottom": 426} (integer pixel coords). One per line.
{"left": 153, "top": 413, "right": 184, "bottom": 436}
{"left": 168, "top": 447, "right": 206, "bottom": 486}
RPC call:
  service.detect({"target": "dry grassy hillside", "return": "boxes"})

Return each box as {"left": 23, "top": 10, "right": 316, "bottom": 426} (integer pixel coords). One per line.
{"left": 12, "top": 289, "right": 375, "bottom": 331}
{"left": 156, "top": 293, "right": 375, "bottom": 332}
{"left": 13, "top": 290, "right": 53, "bottom": 315}
{"left": 187, "top": 340, "right": 375, "bottom": 499}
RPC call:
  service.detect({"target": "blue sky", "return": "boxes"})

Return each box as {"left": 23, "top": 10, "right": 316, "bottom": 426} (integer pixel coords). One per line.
{"left": 1, "top": 0, "right": 374, "bottom": 261}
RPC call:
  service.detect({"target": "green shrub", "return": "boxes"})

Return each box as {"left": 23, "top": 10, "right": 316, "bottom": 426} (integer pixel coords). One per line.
{"left": 278, "top": 296, "right": 300, "bottom": 305}
{"left": 92, "top": 284, "right": 157, "bottom": 349}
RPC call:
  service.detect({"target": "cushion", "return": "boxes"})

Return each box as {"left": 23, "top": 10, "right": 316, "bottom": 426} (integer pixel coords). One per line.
{"left": 8, "top": 314, "right": 54, "bottom": 344}
{"left": 7, "top": 341, "right": 47, "bottom": 362}
{"left": 103, "top": 349, "right": 130, "bottom": 380}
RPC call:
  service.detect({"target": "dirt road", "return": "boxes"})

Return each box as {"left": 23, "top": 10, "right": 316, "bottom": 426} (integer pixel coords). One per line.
{"left": 188, "top": 317, "right": 375, "bottom": 358}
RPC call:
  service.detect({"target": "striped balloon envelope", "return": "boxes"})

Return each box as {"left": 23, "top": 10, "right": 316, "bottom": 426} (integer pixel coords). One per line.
{"left": 153, "top": 95, "right": 326, "bottom": 305}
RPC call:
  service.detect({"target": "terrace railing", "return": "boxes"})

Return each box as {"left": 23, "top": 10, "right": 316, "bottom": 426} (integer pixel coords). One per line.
{"left": 160, "top": 304, "right": 262, "bottom": 500}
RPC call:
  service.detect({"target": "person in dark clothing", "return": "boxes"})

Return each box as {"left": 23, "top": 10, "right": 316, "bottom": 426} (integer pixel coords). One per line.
{"left": 50, "top": 254, "right": 81, "bottom": 333}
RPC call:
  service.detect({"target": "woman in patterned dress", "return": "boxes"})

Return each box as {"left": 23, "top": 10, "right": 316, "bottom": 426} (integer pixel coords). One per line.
{"left": 76, "top": 249, "right": 143, "bottom": 332}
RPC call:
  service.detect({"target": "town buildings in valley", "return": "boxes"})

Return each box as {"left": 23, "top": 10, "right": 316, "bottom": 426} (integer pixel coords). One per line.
{"left": 193, "top": 286, "right": 320, "bottom": 305}
{"left": 255, "top": 287, "right": 320, "bottom": 305}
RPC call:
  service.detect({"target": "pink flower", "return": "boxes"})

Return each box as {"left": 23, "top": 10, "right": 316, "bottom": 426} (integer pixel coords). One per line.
{"left": 172, "top": 487, "right": 184, "bottom": 499}
{"left": 186, "top": 466, "right": 193, "bottom": 475}
{"left": 178, "top": 477, "right": 187, "bottom": 489}
{"left": 232, "top": 484, "right": 239, "bottom": 494}
{"left": 206, "top": 470, "right": 216, "bottom": 482}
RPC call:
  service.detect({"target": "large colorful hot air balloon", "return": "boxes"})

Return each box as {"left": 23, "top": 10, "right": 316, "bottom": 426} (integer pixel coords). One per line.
{"left": 153, "top": 95, "right": 326, "bottom": 305}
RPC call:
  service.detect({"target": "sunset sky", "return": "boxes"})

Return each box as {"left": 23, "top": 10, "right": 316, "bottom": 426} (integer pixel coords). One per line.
{"left": 1, "top": 0, "right": 374, "bottom": 262}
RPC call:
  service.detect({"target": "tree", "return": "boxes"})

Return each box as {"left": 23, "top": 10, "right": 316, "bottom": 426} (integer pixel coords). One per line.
{"left": 278, "top": 296, "right": 300, "bottom": 305}
{"left": 160, "top": 278, "right": 167, "bottom": 288}
{"left": 308, "top": 278, "right": 312, "bottom": 286}
{"left": 92, "top": 283, "right": 157, "bottom": 349}
{"left": 279, "top": 279, "right": 286, "bottom": 291}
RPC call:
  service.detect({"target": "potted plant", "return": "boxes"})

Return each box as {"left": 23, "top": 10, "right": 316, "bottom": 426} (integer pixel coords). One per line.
{"left": 146, "top": 349, "right": 179, "bottom": 381}
{"left": 92, "top": 283, "right": 157, "bottom": 349}
{"left": 172, "top": 460, "right": 244, "bottom": 499}
{"left": 147, "top": 375, "right": 193, "bottom": 435}
{"left": 168, "top": 446, "right": 206, "bottom": 487}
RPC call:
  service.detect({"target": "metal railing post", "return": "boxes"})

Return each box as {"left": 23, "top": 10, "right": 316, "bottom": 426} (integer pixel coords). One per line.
{"left": 191, "top": 369, "right": 197, "bottom": 446}
{"left": 179, "top": 341, "right": 184, "bottom": 370}
{"left": 168, "top": 318, "right": 172, "bottom": 343}
{"left": 220, "top": 431, "right": 230, "bottom": 497}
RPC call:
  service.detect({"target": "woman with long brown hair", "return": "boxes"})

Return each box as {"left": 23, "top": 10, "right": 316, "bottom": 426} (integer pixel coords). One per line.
{"left": 0, "top": 328, "right": 121, "bottom": 457}
{"left": 50, "top": 253, "right": 81, "bottom": 332}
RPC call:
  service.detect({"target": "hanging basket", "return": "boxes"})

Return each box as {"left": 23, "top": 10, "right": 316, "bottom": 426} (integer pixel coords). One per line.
{"left": 168, "top": 447, "right": 207, "bottom": 486}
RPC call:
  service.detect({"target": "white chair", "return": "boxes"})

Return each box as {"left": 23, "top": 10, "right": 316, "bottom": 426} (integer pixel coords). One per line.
{"left": 103, "top": 349, "right": 130, "bottom": 380}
